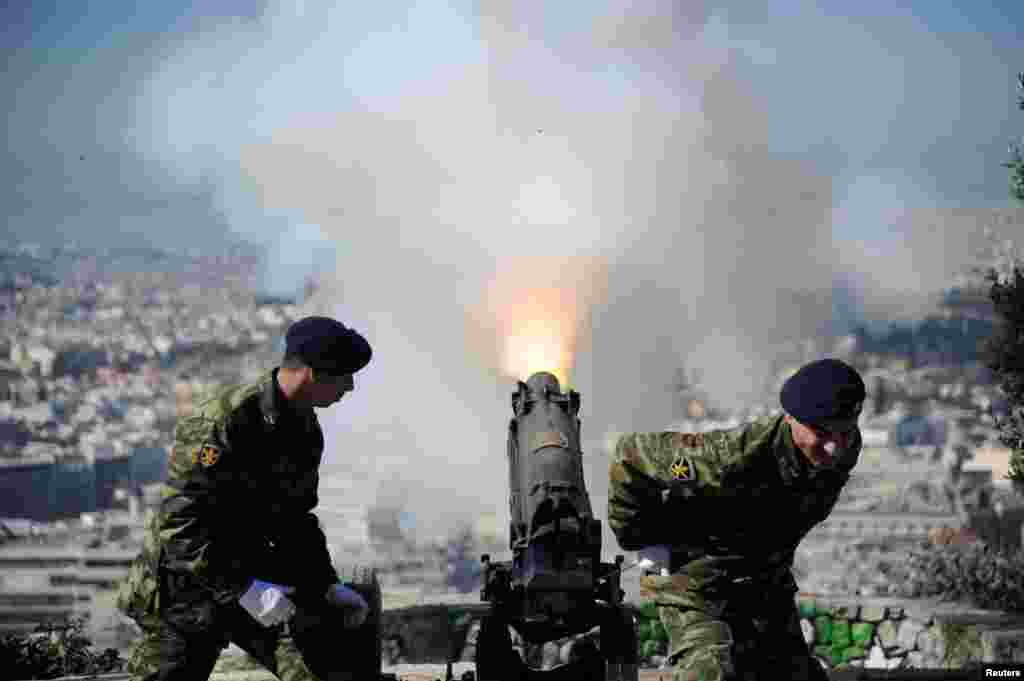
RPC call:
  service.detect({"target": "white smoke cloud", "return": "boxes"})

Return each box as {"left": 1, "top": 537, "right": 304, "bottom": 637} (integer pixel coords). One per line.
{"left": 127, "top": 0, "right": 1023, "bottom": 547}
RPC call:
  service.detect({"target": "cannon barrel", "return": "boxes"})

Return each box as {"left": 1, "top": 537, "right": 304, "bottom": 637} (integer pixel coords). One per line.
{"left": 506, "top": 372, "right": 601, "bottom": 603}
{"left": 477, "top": 372, "right": 637, "bottom": 681}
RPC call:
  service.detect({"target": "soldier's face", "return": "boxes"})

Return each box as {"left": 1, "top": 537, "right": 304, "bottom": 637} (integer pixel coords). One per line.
{"left": 786, "top": 415, "right": 855, "bottom": 468}
{"left": 309, "top": 372, "right": 354, "bottom": 408}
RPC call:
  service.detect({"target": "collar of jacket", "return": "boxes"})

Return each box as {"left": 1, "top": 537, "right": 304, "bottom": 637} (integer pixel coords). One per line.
{"left": 258, "top": 368, "right": 299, "bottom": 427}
{"left": 775, "top": 418, "right": 810, "bottom": 485}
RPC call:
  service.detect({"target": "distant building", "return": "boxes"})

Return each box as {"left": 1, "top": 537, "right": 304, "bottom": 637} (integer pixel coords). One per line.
{"left": 860, "top": 427, "right": 889, "bottom": 447}
{"left": 0, "top": 444, "right": 167, "bottom": 521}
{"left": 892, "top": 413, "right": 946, "bottom": 447}
{"left": 51, "top": 346, "right": 109, "bottom": 378}
{"left": 0, "top": 457, "right": 57, "bottom": 521}
{"left": 130, "top": 444, "right": 169, "bottom": 486}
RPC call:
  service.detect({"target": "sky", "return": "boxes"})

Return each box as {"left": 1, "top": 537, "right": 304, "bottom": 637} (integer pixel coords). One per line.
{"left": 4, "top": 0, "right": 1024, "bottom": 543}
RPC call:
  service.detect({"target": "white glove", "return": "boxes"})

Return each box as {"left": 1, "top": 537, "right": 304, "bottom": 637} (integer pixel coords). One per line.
{"left": 325, "top": 583, "right": 369, "bottom": 628}
{"left": 239, "top": 579, "right": 296, "bottom": 628}
{"left": 638, "top": 545, "right": 672, "bottom": 576}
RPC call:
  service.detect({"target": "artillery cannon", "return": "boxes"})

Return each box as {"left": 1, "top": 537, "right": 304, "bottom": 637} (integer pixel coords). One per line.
{"left": 475, "top": 372, "right": 638, "bottom": 681}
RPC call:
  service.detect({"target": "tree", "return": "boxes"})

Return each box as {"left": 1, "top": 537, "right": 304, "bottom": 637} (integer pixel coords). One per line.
{"left": 1006, "top": 72, "right": 1024, "bottom": 202}
{"left": 983, "top": 72, "right": 1024, "bottom": 488}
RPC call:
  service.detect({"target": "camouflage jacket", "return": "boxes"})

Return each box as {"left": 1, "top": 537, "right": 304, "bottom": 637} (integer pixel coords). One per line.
{"left": 118, "top": 369, "right": 338, "bottom": 626}
{"left": 608, "top": 414, "right": 860, "bottom": 601}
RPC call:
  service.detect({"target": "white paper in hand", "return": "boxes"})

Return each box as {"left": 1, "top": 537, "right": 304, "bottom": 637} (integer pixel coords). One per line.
{"left": 638, "top": 545, "right": 672, "bottom": 576}
{"left": 239, "top": 579, "right": 296, "bottom": 627}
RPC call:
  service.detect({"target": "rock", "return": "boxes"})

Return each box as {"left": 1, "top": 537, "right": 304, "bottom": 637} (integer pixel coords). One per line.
{"left": 801, "top": 618, "right": 815, "bottom": 646}
{"left": 864, "top": 645, "right": 888, "bottom": 670}
{"left": 851, "top": 622, "right": 875, "bottom": 646}
{"left": 860, "top": 606, "right": 886, "bottom": 623}
{"left": 980, "top": 629, "right": 1024, "bottom": 664}
{"left": 900, "top": 603, "right": 934, "bottom": 626}
{"left": 888, "top": 606, "right": 904, "bottom": 620}
{"left": 917, "top": 625, "right": 946, "bottom": 661}
{"left": 905, "top": 651, "right": 925, "bottom": 668}
{"left": 897, "top": 619, "right": 926, "bottom": 651}
{"left": 876, "top": 620, "right": 899, "bottom": 649}
{"left": 831, "top": 604, "right": 859, "bottom": 620}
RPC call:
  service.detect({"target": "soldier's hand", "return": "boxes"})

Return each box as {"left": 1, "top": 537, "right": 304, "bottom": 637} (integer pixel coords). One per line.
{"left": 325, "top": 583, "right": 369, "bottom": 628}
{"left": 239, "top": 579, "right": 297, "bottom": 628}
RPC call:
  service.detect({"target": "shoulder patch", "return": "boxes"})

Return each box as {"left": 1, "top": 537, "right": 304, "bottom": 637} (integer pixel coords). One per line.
{"left": 193, "top": 443, "right": 222, "bottom": 468}
{"left": 670, "top": 455, "right": 696, "bottom": 481}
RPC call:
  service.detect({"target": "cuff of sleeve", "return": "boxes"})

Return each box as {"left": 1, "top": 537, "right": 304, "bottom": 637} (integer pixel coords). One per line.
{"left": 212, "top": 575, "right": 255, "bottom": 605}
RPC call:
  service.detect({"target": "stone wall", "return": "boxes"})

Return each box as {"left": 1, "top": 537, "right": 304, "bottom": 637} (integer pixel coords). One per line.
{"left": 795, "top": 596, "right": 1024, "bottom": 670}
{"left": 90, "top": 594, "right": 1024, "bottom": 677}
{"left": 377, "top": 596, "right": 1024, "bottom": 672}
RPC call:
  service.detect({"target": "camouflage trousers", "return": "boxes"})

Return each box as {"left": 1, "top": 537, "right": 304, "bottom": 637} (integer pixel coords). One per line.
{"left": 657, "top": 588, "right": 828, "bottom": 681}
{"left": 127, "top": 598, "right": 356, "bottom": 681}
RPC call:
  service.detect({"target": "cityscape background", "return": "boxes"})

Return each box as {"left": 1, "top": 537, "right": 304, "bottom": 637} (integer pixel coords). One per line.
{"left": 3, "top": 0, "right": 1024, "bottom": 670}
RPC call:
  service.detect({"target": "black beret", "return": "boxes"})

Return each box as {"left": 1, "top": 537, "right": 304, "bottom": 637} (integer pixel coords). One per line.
{"left": 780, "top": 358, "right": 865, "bottom": 432}
{"left": 285, "top": 316, "right": 372, "bottom": 375}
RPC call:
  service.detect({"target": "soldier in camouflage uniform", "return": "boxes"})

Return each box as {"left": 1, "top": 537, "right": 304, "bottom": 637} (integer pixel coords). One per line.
{"left": 117, "top": 316, "right": 373, "bottom": 680}
{"left": 608, "top": 358, "right": 865, "bottom": 681}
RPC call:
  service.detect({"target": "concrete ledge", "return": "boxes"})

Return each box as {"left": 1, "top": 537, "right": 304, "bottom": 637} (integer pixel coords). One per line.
{"left": 981, "top": 629, "right": 1024, "bottom": 664}
{"left": 799, "top": 595, "right": 1024, "bottom": 628}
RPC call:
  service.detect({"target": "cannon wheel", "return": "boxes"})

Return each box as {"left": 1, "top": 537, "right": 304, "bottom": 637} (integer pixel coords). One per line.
{"left": 336, "top": 564, "right": 383, "bottom": 678}
{"left": 475, "top": 614, "right": 525, "bottom": 681}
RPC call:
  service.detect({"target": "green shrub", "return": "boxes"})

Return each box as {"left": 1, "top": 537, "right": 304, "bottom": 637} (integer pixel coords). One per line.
{"left": 900, "top": 544, "right": 1024, "bottom": 611}
{"left": 0, "top": 616, "right": 125, "bottom": 679}
{"left": 638, "top": 602, "right": 658, "bottom": 621}
{"left": 640, "top": 639, "right": 660, "bottom": 659}
{"left": 635, "top": 603, "right": 668, "bottom": 658}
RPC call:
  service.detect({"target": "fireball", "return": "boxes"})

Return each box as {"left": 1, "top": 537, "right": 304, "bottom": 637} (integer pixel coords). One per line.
{"left": 467, "top": 256, "right": 607, "bottom": 388}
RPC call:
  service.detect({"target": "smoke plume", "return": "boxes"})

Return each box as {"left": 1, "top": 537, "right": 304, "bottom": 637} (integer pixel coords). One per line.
{"left": 120, "top": 0, "right": 1023, "bottom": 546}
